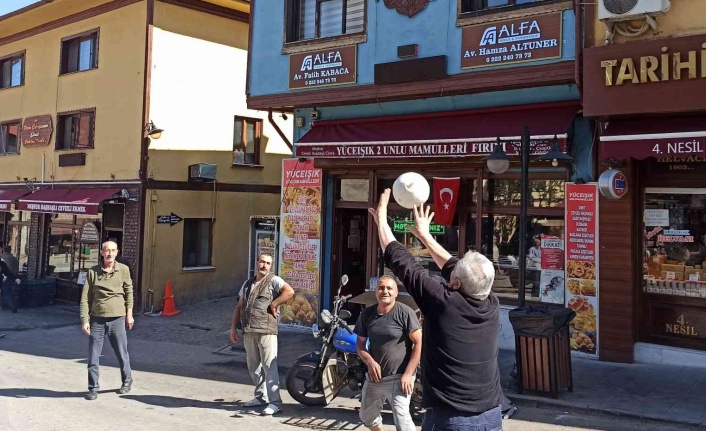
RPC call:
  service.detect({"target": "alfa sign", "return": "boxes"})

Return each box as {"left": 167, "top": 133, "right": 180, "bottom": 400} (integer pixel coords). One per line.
{"left": 461, "top": 12, "right": 562, "bottom": 69}
{"left": 289, "top": 46, "right": 357, "bottom": 90}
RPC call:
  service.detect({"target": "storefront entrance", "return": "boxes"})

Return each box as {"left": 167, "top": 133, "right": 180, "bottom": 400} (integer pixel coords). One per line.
{"left": 331, "top": 208, "right": 368, "bottom": 320}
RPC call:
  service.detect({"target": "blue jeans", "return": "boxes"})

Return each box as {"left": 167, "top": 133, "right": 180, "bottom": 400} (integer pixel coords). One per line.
{"left": 422, "top": 406, "right": 502, "bottom": 431}
{"left": 88, "top": 316, "right": 132, "bottom": 390}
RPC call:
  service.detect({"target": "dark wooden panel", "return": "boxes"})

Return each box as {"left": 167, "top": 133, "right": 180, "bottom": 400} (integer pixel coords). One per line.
{"left": 374, "top": 56, "right": 447, "bottom": 85}
{"left": 598, "top": 159, "right": 637, "bottom": 363}
{"left": 147, "top": 179, "right": 280, "bottom": 194}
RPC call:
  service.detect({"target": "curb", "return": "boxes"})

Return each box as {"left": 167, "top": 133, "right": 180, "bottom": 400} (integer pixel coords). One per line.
{"left": 506, "top": 394, "right": 703, "bottom": 427}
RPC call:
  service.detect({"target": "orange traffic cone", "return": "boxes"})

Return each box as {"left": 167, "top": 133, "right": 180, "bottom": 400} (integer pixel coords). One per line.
{"left": 161, "top": 280, "right": 181, "bottom": 316}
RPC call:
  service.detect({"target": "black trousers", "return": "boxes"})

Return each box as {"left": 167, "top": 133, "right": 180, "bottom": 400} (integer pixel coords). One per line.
{"left": 88, "top": 316, "right": 132, "bottom": 390}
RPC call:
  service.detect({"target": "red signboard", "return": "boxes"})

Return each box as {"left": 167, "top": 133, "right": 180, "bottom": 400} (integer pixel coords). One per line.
{"left": 565, "top": 183, "right": 599, "bottom": 357}
{"left": 461, "top": 12, "right": 563, "bottom": 69}
{"left": 295, "top": 138, "right": 564, "bottom": 158}
{"left": 289, "top": 46, "right": 357, "bottom": 90}
{"left": 20, "top": 115, "right": 53, "bottom": 147}
{"left": 278, "top": 159, "right": 323, "bottom": 329}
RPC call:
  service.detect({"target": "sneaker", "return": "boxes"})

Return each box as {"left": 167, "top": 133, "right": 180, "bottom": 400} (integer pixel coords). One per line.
{"left": 261, "top": 404, "right": 281, "bottom": 415}
{"left": 85, "top": 390, "right": 98, "bottom": 401}
{"left": 242, "top": 398, "right": 266, "bottom": 407}
{"left": 118, "top": 381, "right": 132, "bottom": 394}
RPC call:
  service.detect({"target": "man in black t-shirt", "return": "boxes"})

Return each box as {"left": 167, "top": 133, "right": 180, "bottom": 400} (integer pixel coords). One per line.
{"left": 369, "top": 189, "right": 504, "bottom": 431}
{"left": 354, "top": 275, "right": 421, "bottom": 431}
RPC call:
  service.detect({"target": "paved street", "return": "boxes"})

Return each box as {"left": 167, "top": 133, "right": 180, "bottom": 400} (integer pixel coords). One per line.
{"left": 0, "top": 320, "right": 701, "bottom": 431}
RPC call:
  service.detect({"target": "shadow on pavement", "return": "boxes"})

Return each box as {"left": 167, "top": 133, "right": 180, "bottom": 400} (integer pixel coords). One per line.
{"left": 0, "top": 388, "right": 113, "bottom": 398}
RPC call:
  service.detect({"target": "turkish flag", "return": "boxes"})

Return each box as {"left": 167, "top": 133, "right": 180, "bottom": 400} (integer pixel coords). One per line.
{"left": 433, "top": 177, "right": 461, "bottom": 226}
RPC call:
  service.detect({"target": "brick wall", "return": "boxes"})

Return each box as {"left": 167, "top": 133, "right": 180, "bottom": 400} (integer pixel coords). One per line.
{"left": 26, "top": 213, "right": 46, "bottom": 280}
{"left": 121, "top": 187, "right": 142, "bottom": 309}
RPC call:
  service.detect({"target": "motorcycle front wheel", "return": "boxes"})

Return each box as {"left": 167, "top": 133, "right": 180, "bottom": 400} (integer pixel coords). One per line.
{"left": 285, "top": 359, "right": 327, "bottom": 406}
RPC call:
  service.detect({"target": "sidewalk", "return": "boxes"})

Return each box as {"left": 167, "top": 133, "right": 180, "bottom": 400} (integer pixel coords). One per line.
{"left": 497, "top": 348, "right": 706, "bottom": 427}
{"left": 5, "top": 301, "right": 706, "bottom": 426}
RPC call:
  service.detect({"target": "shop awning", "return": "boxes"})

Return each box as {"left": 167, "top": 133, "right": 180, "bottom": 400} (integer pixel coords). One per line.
{"left": 17, "top": 188, "right": 121, "bottom": 215}
{"left": 295, "top": 102, "right": 579, "bottom": 158}
{"left": 600, "top": 116, "right": 706, "bottom": 160}
{"left": 0, "top": 189, "right": 30, "bottom": 211}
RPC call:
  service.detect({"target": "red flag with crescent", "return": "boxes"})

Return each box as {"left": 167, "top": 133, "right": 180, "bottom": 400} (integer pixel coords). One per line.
{"left": 433, "top": 177, "right": 460, "bottom": 226}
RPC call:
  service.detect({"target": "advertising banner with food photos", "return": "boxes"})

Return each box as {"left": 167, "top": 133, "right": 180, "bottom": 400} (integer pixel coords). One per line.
{"left": 278, "top": 159, "right": 322, "bottom": 328}
{"left": 565, "top": 183, "right": 599, "bottom": 357}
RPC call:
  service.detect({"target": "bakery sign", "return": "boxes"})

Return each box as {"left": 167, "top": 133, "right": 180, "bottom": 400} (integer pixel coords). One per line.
{"left": 295, "top": 137, "right": 564, "bottom": 158}
{"left": 461, "top": 12, "right": 562, "bottom": 69}
{"left": 20, "top": 115, "right": 53, "bottom": 147}
{"left": 289, "top": 45, "right": 357, "bottom": 90}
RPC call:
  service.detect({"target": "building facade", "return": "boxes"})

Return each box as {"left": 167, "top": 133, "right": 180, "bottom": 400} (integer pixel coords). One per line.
{"left": 583, "top": 0, "right": 706, "bottom": 365}
{"left": 248, "top": 0, "right": 597, "bottom": 349}
{"left": 0, "top": 0, "right": 291, "bottom": 309}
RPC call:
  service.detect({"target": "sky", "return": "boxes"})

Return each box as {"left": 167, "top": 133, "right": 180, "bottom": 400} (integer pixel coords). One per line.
{"left": 0, "top": 0, "right": 39, "bottom": 17}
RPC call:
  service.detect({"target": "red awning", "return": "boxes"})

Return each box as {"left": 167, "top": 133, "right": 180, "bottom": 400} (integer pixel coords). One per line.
{"left": 295, "top": 102, "right": 579, "bottom": 158}
{"left": 17, "top": 188, "right": 121, "bottom": 215}
{"left": 0, "top": 189, "right": 30, "bottom": 211}
{"left": 600, "top": 116, "right": 706, "bottom": 160}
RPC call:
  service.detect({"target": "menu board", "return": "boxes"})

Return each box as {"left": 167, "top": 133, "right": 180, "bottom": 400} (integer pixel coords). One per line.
{"left": 539, "top": 234, "right": 565, "bottom": 304}
{"left": 278, "top": 159, "right": 322, "bottom": 328}
{"left": 565, "top": 183, "right": 599, "bottom": 357}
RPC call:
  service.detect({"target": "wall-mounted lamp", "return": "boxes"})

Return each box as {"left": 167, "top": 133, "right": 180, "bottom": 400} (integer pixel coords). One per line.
{"left": 281, "top": 112, "right": 289, "bottom": 120}
{"left": 144, "top": 121, "right": 163, "bottom": 139}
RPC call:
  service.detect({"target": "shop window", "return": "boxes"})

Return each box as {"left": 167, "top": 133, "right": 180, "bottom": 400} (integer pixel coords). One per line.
{"left": 56, "top": 110, "right": 95, "bottom": 150}
{"left": 47, "top": 215, "right": 101, "bottom": 281}
{"left": 60, "top": 30, "right": 98, "bottom": 74}
{"left": 0, "top": 121, "right": 20, "bottom": 155}
{"left": 483, "top": 179, "right": 565, "bottom": 207}
{"left": 384, "top": 210, "right": 460, "bottom": 284}
{"left": 233, "top": 117, "right": 261, "bottom": 165}
{"left": 481, "top": 214, "right": 564, "bottom": 303}
{"left": 336, "top": 178, "right": 369, "bottom": 202}
{"left": 182, "top": 219, "right": 212, "bottom": 268}
{"left": 7, "top": 210, "right": 30, "bottom": 273}
{"left": 286, "top": 0, "right": 365, "bottom": 42}
{"left": 0, "top": 52, "right": 24, "bottom": 88}
{"left": 643, "top": 189, "right": 706, "bottom": 298}
{"left": 460, "top": 0, "right": 550, "bottom": 14}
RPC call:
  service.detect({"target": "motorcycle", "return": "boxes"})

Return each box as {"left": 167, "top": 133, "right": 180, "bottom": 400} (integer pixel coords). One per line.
{"left": 286, "top": 275, "right": 423, "bottom": 410}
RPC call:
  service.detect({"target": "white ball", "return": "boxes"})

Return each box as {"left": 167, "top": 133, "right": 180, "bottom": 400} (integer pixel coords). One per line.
{"left": 392, "top": 172, "right": 430, "bottom": 209}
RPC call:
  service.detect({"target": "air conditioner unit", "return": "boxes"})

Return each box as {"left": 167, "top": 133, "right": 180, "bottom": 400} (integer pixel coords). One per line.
{"left": 188, "top": 163, "right": 217, "bottom": 182}
{"left": 599, "top": 0, "right": 670, "bottom": 21}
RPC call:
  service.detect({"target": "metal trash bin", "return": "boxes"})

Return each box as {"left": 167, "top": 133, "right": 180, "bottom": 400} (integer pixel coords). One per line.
{"left": 509, "top": 307, "right": 575, "bottom": 398}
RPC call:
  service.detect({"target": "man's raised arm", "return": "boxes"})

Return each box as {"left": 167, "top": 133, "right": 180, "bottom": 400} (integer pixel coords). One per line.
{"left": 367, "top": 189, "right": 397, "bottom": 252}
{"left": 408, "top": 204, "right": 452, "bottom": 269}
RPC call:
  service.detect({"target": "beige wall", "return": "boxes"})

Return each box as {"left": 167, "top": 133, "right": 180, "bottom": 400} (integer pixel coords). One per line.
{"left": 0, "top": 1, "right": 146, "bottom": 183}
{"left": 148, "top": 2, "right": 291, "bottom": 185}
{"left": 142, "top": 189, "right": 281, "bottom": 306}
{"left": 141, "top": 3, "right": 290, "bottom": 306}
{"left": 593, "top": 0, "right": 706, "bottom": 46}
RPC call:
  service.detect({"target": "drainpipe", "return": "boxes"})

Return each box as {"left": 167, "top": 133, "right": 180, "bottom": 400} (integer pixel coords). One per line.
{"left": 574, "top": 0, "right": 583, "bottom": 99}
{"left": 268, "top": 109, "right": 293, "bottom": 153}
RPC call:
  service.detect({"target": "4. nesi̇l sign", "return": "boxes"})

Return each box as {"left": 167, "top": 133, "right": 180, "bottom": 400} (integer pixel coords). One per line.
{"left": 461, "top": 12, "right": 562, "bottom": 69}
{"left": 289, "top": 46, "right": 357, "bottom": 90}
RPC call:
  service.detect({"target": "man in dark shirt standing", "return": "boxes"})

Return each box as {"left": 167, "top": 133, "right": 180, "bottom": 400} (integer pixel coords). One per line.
{"left": 369, "top": 189, "right": 503, "bottom": 431}
{"left": 354, "top": 275, "right": 421, "bottom": 431}
{"left": 0, "top": 258, "right": 21, "bottom": 313}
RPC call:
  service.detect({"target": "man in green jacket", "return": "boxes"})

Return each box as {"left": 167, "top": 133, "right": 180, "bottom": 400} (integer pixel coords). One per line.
{"left": 80, "top": 240, "right": 134, "bottom": 401}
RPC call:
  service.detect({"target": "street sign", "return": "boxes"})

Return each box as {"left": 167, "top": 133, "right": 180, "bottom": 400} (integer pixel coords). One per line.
{"left": 157, "top": 212, "right": 183, "bottom": 226}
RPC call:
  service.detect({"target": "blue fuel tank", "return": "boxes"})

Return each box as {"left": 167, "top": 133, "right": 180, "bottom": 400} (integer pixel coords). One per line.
{"left": 332, "top": 327, "right": 358, "bottom": 354}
